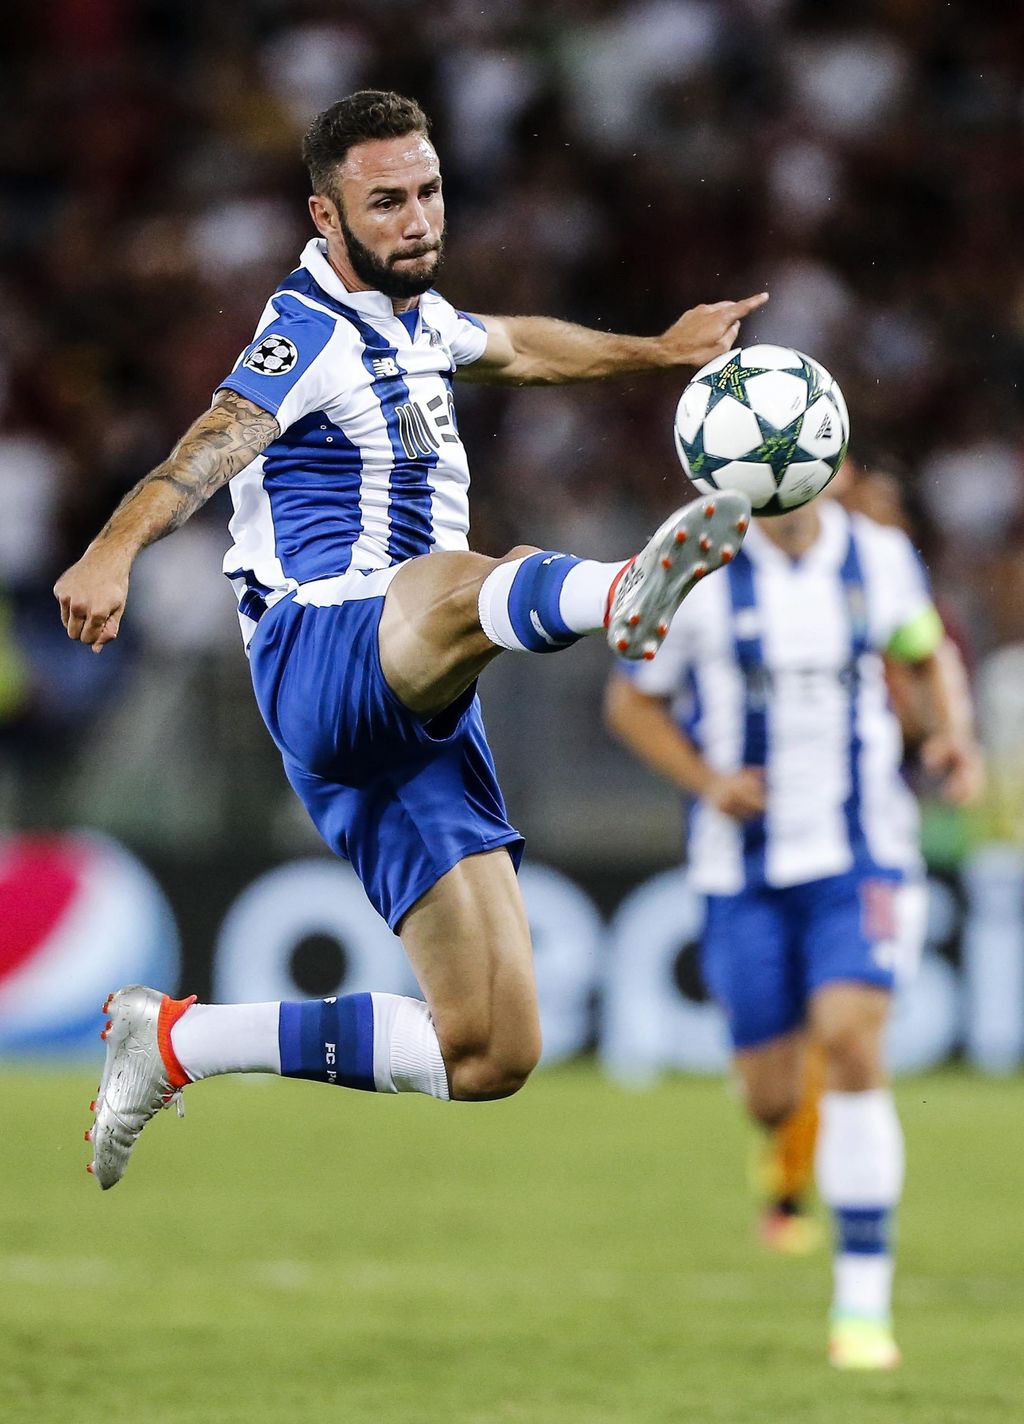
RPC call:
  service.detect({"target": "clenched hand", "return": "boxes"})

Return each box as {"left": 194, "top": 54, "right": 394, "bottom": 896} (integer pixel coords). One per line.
{"left": 54, "top": 549, "right": 131, "bottom": 653}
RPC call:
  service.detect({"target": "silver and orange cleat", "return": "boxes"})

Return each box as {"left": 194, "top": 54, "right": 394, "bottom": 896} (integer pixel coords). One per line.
{"left": 87, "top": 985, "right": 196, "bottom": 1190}
{"left": 606, "top": 490, "right": 751, "bottom": 659}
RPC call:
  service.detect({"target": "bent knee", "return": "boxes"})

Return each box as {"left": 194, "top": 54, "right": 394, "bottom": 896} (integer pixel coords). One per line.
{"left": 818, "top": 1024, "right": 883, "bottom": 1091}
{"left": 745, "top": 1083, "right": 801, "bottom": 1130}
{"left": 498, "top": 544, "right": 544, "bottom": 565}
{"left": 442, "top": 1035, "right": 542, "bottom": 1103}
{"left": 451, "top": 1062, "right": 535, "bottom": 1102}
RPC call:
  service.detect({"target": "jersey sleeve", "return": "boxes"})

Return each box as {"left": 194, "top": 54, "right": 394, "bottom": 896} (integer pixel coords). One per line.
{"left": 422, "top": 293, "right": 489, "bottom": 367}
{"left": 449, "top": 310, "right": 489, "bottom": 366}
{"left": 217, "top": 292, "right": 338, "bottom": 431}
{"left": 860, "top": 518, "right": 943, "bottom": 660}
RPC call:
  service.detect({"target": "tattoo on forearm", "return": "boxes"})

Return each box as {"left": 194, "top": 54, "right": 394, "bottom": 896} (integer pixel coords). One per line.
{"left": 97, "top": 390, "right": 280, "bottom": 547}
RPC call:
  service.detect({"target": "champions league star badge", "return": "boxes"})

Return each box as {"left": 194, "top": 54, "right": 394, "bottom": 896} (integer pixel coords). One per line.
{"left": 243, "top": 335, "right": 299, "bottom": 375}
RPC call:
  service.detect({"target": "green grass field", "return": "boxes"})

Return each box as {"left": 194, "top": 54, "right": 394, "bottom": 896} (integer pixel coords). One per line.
{"left": 2, "top": 1064, "right": 1021, "bottom": 1424}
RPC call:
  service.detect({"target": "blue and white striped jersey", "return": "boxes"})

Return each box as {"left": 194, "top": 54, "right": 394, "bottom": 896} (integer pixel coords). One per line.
{"left": 217, "top": 238, "right": 488, "bottom": 642}
{"left": 625, "top": 501, "right": 935, "bottom": 893}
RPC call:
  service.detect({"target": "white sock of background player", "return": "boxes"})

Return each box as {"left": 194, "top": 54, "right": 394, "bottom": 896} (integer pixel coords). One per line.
{"left": 815, "top": 1088, "right": 904, "bottom": 1321}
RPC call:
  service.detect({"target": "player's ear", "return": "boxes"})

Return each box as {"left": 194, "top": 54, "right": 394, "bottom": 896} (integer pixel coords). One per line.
{"left": 308, "top": 192, "right": 339, "bottom": 238}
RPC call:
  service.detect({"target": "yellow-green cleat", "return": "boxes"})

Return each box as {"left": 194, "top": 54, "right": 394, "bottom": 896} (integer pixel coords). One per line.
{"left": 828, "top": 1315, "right": 901, "bottom": 1371}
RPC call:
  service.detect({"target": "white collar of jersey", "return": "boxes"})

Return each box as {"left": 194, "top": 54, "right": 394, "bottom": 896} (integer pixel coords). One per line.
{"left": 299, "top": 238, "right": 418, "bottom": 321}
{"left": 743, "top": 497, "right": 850, "bottom": 571}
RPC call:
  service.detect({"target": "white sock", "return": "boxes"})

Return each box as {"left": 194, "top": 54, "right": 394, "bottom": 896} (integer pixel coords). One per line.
{"left": 170, "top": 1002, "right": 281, "bottom": 1080}
{"left": 477, "top": 553, "right": 627, "bottom": 651}
{"left": 169, "top": 994, "right": 451, "bottom": 1101}
{"left": 558, "top": 559, "right": 629, "bottom": 634}
{"left": 834, "top": 1255, "right": 895, "bottom": 1319}
{"left": 477, "top": 557, "right": 525, "bottom": 650}
{"left": 816, "top": 1088, "right": 904, "bottom": 1320}
{"left": 372, "top": 993, "right": 450, "bottom": 1098}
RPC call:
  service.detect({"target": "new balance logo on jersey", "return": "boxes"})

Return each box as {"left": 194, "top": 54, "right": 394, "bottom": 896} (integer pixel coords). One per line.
{"left": 372, "top": 356, "right": 401, "bottom": 379}
{"left": 243, "top": 335, "right": 298, "bottom": 375}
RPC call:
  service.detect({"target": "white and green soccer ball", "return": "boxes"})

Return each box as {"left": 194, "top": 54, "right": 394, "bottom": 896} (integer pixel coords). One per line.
{"left": 673, "top": 344, "right": 849, "bottom": 516}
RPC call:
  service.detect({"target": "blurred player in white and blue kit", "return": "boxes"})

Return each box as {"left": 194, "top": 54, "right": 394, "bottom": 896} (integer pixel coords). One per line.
{"left": 606, "top": 490, "right": 983, "bottom": 1369}
{"left": 55, "top": 92, "right": 766, "bottom": 1191}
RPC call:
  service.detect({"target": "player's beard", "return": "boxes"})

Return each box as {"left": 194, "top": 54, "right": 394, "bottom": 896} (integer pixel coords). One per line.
{"left": 339, "top": 211, "right": 446, "bottom": 298}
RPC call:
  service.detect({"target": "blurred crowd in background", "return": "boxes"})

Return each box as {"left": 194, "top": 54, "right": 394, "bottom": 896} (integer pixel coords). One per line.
{"left": 2, "top": 0, "right": 1024, "bottom": 867}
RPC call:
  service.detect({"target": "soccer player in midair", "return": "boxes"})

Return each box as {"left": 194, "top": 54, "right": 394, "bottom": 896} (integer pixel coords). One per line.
{"left": 56, "top": 93, "right": 765, "bottom": 1188}
{"left": 605, "top": 492, "right": 983, "bottom": 1368}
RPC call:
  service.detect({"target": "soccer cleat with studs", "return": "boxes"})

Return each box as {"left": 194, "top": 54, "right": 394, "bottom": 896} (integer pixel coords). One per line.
{"left": 86, "top": 985, "right": 196, "bottom": 1190}
{"left": 605, "top": 490, "right": 751, "bottom": 660}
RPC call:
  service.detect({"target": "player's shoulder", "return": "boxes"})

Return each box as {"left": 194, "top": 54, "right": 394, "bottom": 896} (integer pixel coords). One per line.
{"left": 269, "top": 267, "right": 351, "bottom": 328}
{"left": 421, "top": 288, "right": 485, "bottom": 329}
{"left": 420, "top": 287, "right": 453, "bottom": 313}
{"left": 253, "top": 276, "right": 373, "bottom": 372}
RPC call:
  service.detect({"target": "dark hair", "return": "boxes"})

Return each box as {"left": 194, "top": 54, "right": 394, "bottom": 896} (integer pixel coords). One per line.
{"left": 302, "top": 90, "right": 431, "bottom": 204}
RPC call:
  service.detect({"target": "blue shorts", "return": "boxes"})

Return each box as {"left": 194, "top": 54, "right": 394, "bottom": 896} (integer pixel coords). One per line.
{"left": 700, "top": 871, "right": 902, "bottom": 1051}
{"left": 248, "top": 578, "right": 524, "bottom": 930}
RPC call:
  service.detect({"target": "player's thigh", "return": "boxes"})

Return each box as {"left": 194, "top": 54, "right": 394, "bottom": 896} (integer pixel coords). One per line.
{"left": 701, "top": 887, "right": 804, "bottom": 1054}
{"left": 379, "top": 546, "right": 540, "bottom": 716}
{"left": 798, "top": 873, "right": 897, "bottom": 1088}
{"left": 398, "top": 847, "right": 541, "bottom": 1078}
{"left": 734, "top": 1028, "right": 807, "bottom": 1128}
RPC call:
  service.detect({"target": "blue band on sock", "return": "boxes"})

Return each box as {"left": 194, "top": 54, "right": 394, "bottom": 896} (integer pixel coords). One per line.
{"left": 278, "top": 994, "right": 376, "bottom": 1090}
{"left": 507, "top": 552, "right": 582, "bottom": 653}
{"left": 836, "top": 1206, "right": 891, "bottom": 1255}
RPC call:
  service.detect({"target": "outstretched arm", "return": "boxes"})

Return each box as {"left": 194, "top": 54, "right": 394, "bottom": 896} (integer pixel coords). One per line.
{"left": 460, "top": 293, "right": 769, "bottom": 386}
{"left": 54, "top": 389, "right": 279, "bottom": 652}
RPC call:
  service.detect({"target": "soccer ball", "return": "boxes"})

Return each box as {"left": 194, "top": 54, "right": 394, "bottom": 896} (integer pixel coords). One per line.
{"left": 673, "top": 345, "right": 849, "bottom": 516}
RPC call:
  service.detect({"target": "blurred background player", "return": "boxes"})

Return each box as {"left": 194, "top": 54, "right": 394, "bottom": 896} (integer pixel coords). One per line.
{"left": 605, "top": 485, "right": 984, "bottom": 1369}
{"left": 54, "top": 90, "right": 762, "bottom": 1189}
{"left": 751, "top": 457, "right": 982, "bottom": 1256}
{"left": 757, "top": 468, "right": 910, "bottom": 1260}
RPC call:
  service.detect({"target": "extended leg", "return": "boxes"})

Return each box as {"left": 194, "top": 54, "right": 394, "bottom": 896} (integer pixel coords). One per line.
{"left": 170, "top": 849, "right": 538, "bottom": 1105}
{"left": 172, "top": 848, "right": 538, "bottom": 1103}
{"left": 378, "top": 492, "right": 750, "bottom": 717}
{"left": 86, "top": 850, "right": 538, "bottom": 1188}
